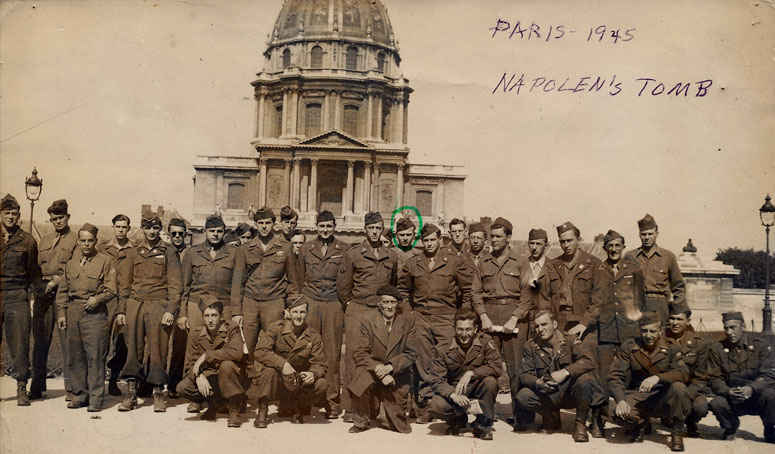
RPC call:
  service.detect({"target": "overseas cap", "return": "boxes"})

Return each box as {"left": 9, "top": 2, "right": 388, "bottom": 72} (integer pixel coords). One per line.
{"left": 638, "top": 214, "right": 658, "bottom": 231}
{"left": 47, "top": 199, "right": 68, "bottom": 215}
{"left": 528, "top": 228, "right": 548, "bottom": 241}
{"left": 722, "top": 311, "right": 744, "bottom": 323}
{"left": 204, "top": 215, "right": 225, "bottom": 229}
{"left": 556, "top": 221, "right": 579, "bottom": 237}
{"left": 78, "top": 223, "right": 98, "bottom": 237}
{"left": 364, "top": 211, "right": 383, "bottom": 226}
{"left": 603, "top": 229, "right": 625, "bottom": 246}
{"left": 253, "top": 207, "right": 275, "bottom": 222}
{"left": 0, "top": 194, "right": 20, "bottom": 211}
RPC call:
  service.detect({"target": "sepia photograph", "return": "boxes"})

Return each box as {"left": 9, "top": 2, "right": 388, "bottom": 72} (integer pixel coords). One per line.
{"left": 1, "top": 0, "right": 773, "bottom": 453}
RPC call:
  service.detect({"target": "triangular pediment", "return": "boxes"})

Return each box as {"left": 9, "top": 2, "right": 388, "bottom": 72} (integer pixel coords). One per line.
{"left": 299, "top": 130, "right": 370, "bottom": 148}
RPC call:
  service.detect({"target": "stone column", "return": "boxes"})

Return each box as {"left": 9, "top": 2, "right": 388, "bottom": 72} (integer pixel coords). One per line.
{"left": 375, "top": 95, "right": 383, "bottom": 140}
{"left": 291, "top": 157, "right": 301, "bottom": 210}
{"left": 345, "top": 160, "right": 354, "bottom": 214}
{"left": 281, "top": 90, "right": 289, "bottom": 136}
{"left": 215, "top": 171, "right": 224, "bottom": 209}
{"left": 333, "top": 91, "right": 342, "bottom": 130}
{"left": 366, "top": 94, "right": 373, "bottom": 138}
{"left": 258, "top": 158, "right": 268, "bottom": 207}
{"left": 256, "top": 93, "right": 265, "bottom": 138}
{"left": 283, "top": 158, "right": 291, "bottom": 205}
{"left": 396, "top": 96, "right": 405, "bottom": 144}
{"left": 372, "top": 162, "right": 381, "bottom": 211}
{"left": 435, "top": 180, "right": 445, "bottom": 218}
{"left": 289, "top": 89, "right": 299, "bottom": 136}
{"left": 402, "top": 98, "right": 409, "bottom": 144}
{"left": 395, "top": 163, "right": 404, "bottom": 209}
{"left": 363, "top": 160, "right": 372, "bottom": 211}
{"left": 323, "top": 92, "right": 330, "bottom": 131}
{"left": 309, "top": 158, "right": 318, "bottom": 212}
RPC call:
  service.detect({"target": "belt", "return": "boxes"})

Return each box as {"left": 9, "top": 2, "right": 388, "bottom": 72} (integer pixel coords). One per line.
{"left": 482, "top": 296, "right": 519, "bottom": 305}
{"left": 41, "top": 275, "right": 56, "bottom": 281}
{"left": 557, "top": 306, "right": 573, "bottom": 312}
{"left": 645, "top": 292, "right": 667, "bottom": 297}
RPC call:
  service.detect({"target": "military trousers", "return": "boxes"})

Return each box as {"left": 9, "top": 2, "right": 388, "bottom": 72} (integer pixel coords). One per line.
{"left": 709, "top": 387, "right": 775, "bottom": 430}
{"left": 342, "top": 302, "right": 380, "bottom": 413}
{"left": 351, "top": 371, "right": 412, "bottom": 433}
{"left": 105, "top": 298, "right": 127, "bottom": 382}
{"left": 429, "top": 376, "right": 499, "bottom": 428}
{"left": 413, "top": 311, "right": 456, "bottom": 405}
{"left": 610, "top": 382, "right": 691, "bottom": 427}
{"left": 176, "top": 360, "right": 245, "bottom": 402}
{"left": 242, "top": 297, "right": 285, "bottom": 355}
{"left": 32, "top": 288, "right": 70, "bottom": 392}
{"left": 66, "top": 303, "right": 109, "bottom": 408}
{"left": 307, "top": 297, "right": 344, "bottom": 411}
{"left": 516, "top": 373, "right": 607, "bottom": 422}
{"left": 1, "top": 288, "right": 31, "bottom": 381}
{"left": 249, "top": 366, "right": 327, "bottom": 413}
{"left": 644, "top": 295, "right": 669, "bottom": 326}
{"left": 120, "top": 298, "right": 172, "bottom": 386}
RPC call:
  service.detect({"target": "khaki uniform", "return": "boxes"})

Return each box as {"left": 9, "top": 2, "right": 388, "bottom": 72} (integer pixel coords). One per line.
{"left": 98, "top": 239, "right": 133, "bottom": 385}
{"left": 541, "top": 249, "right": 603, "bottom": 332}
{"left": 664, "top": 326, "right": 711, "bottom": 426}
{"left": 625, "top": 246, "right": 685, "bottom": 323}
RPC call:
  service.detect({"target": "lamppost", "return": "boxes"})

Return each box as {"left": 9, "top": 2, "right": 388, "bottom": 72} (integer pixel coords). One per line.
{"left": 24, "top": 168, "right": 43, "bottom": 234}
{"left": 760, "top": 194, "right": 775, "bottom": 333}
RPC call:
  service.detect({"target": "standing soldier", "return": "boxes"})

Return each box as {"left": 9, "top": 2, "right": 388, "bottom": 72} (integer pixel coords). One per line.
{"left": 398, "top": 223, "right": 474, "bottom": 423}
{"left": 231, "top": 208, "right": 298, "bottom": 354}
{"left": 520, "top": 228, "right": 549, "bottom": 314}
{"left": 337, "top": 211, "right": 399, "bottom": 422}
{"left": 465, "top": 223, "right": 488, "bottom": 270}
{"left": 541, "top": 222, "right": 603, "bottom": 337}
{"left": 394, "top": 217, "right": 418, "bottom": 270}
{"left": 179, "top": 215, "right": 239, "bottom": 413}
{"left": 99, "top": 214, "right": 134, "bottom": 397}
{"left": 0, "top": 194, "right": 41, "bottom": 406}
{"left": 234, "top": 222, "right": 256, "bottom": 245}
{"left": 444, "top": 218, "right": 469, "bottom": 256}
{"left": 55, "top": 223, "right": 116, "bottom": 412}
{"left": 166, "top": 218, "right": 189, "bottom": 398}
{"left": 428, "top": 309, "right": 501, "bottom": 440}
{"left": 289, "top": 229, "right": 305, "bottom": 284}
{"left": 32, "top": 199, "right": 78, "bottom": 400}
{"left": 608, "top": 312, "right": 690, "bottom": 451}
{"left": 117, "top": 215, "right": 182, "bottom": 413}
{"left": 279, "top": 206, "right": 298, "bottom": 243}
{"left": 663, "top": 302, "right": 710, "bottom": 438}
{"left": 516, "top": 310, "right": 607, "bottom": 441}
{"left": 706, "top": 311, "right": 775, "bottom": 443}
{"left": 471, "top": 217, "right": 529, "bottom": 428}
{"left": 625, "top": 214, "right": 685, "bottom": 323}
{"left": 299, "top": 211, "right": 348, "bottom": 419}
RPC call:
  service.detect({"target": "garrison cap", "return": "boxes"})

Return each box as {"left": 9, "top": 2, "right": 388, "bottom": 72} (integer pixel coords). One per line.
{"left": 286, "top": 294, "right": 308, "bottom": 310}
{"left": 669, "top": 301, "right": 692, "bottom": 317}
{"left": 468, "top": 222, "right": 486, "bottom": 235}
{"left": 722, "top": 311, "right": 744, "bottom": 323}
{"left": 638, "top": 214, "right": 658, "bottom": 231}
{"left": 376, "top": 285, "right": 402, "bottom": 301}
{"left": 603, "top": 229, "right": 625, "bottom": 246}
{"left": 528, "top": 228, "right": 548, "bottom": 241}
{"left": 420, "top": 223, "right": 441, "bottom": 239}
{"left": 204, "top": 215, "right": 225, "bottom": 229}
{"left": 198, "top": 295, "right": 223, "bottom": 314}
{"left": 168, "top": 218, "right": 187, "bottom": 230}
{"left": 253, "top": 207, "right": 275, "bottom": 222}
{"left": 396, "top": 217, "right": 416, "bottom": 232}
{"left": 47, "top": 199, "right": 68, "bottom": 215}
{"left": 364, "top": 211, "right": 383, "bottom": 226}
{"left": 556, "top": 221, "right": 579, "bottom": 237}
{"left": 0, "top": 194, "right": 20, "bottom": 211}
{"left": 141, "top": 216, "right": 162, "bottom": 228}
{"left": 280, "top": 206, "right": 297, "bottom": 221}
{"left": 316, "top": 210, "right": 335, "bottom": 224}
{"left": 78, "top": 223, "right": 98, "bottom": 237}
{"left": 638, "top": 311, "right": 662, "bottom": 327}
{"left": 490, "top": 217, "right": 513, "bottom": 235}
{"left": 235, "top": 222, "right": 254, "bottom": 236}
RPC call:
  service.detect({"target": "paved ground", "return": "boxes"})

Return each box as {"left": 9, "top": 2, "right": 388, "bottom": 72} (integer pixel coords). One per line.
{"left": 0, "top": 377, "right": 772, "bottom": 454}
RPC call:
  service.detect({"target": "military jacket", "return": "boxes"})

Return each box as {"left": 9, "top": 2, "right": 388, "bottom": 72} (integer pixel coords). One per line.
{"left": 625, "top": 246, "right": 685, "bottom": 304}
{"left": 430, "top": 333, "right": 502, "bottom": 397}
{"left": 187, "top": 323, "right": 245, "bottom": 377}
{"left": 663, "top": 326, "right": 708, "bottom": 383}
{"left": 38, "top": 226, "right": 79, "bottom": 288}
{"left": 252, "top": 320, "right": 326, "bottom": 380}
{"left": 608, "top": 337, "right": 689, "bottom": 402}
{"left": 181, "top": 242, "right": 238, "bottom": 314}
{"left": 232, "top": 234, "right": 297, "bottom": 312}
{"left": 519, "top": 331, "right": 596, "bottom": 391}
{"left": 542, "top": 249, "right": 603, "bottom": 327}
{"left": 299, "top": 237, "right": 348, "bottom": 302}
{"left": 55, "top": 252, "right": 117, "bottom": 319}
{"left": 397, "top": 248, "right": 473, "bottom": 316}
{"left": 337, "top": 240, "right": 397, "bottom": 307}
{"left": 121, "top": 238, "right": 183, "bottom": 314}
{"left": 706, "top": 334, "right": 775, "bottom": 396}
{"left": 0, "top": 226, "right": 40, "bottom": 291}
{"left": 472, "top": 247, "right": 527, "bottom": 321}
{"left": 591, "top": 257, "right": 646, "bottom": 344}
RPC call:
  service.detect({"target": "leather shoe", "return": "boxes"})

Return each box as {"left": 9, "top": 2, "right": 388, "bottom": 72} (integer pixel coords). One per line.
{"left": 670, "top": 432, "right": 685, "bottom": 451}
{"left": 629, "top": 424, "right": 645, "bottom": 443}
{"left": 67, "top": 401, "right": 87, "bottom": 409}
{"left": 686, "top": 421, "right": 700, "bottom": 438}
{"left": 721, "top": 429, "right": 736, "bottom": 441}
{"left": 187, "top": 402, "right": 202, "bottom": 413}
{"left": 348, "top": 425, "right": 370, "bottom": 433}
{"left": 108, "top": 380, "right": 122, "bottom": 396}
{"left": 573, "top": 421, "right": 589, "bottom": 442}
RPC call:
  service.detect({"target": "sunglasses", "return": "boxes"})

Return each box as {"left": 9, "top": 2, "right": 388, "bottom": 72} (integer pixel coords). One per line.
{"left": 170, "top": 232, "right": 186, "bottom": 237}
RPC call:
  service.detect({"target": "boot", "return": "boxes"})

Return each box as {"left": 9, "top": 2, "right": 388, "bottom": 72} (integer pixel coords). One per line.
{"left": 153, "top": 387, "right": 166, "bottom": 412}
{"left": 573, "top": 420, "right": 589, "bottom": 442}
{"left": 227, "top": 397, "right": 242, "bottom": 428}
{"left": 686, "top": 418, "right": 700, "bottom": 438}
{"left": 17, "top": 381, "right": 30, "bottom": 406}
{"left": 764, "top": 425, "right": 775, "bottom": 443}
{"left": 108, "top": 379, "right": 122, "bottom": 396}
{"left": 200, "top": 401, "right": 217, "bottom": 421}
{"left": 542, "top": 410, "right": 561, "bottom": 433}
{"left": 118, "top": 379, "right": 137, "bottom": 412}
{"left": 28, "top": 377, "right": 43, "bottom": 400}
{"left": 629, "top": 423, "right": 645, "bottom": 443}
{"left": 589, "top": 407, "right": 605, "bottom": 438}
{"left": 187, "top": 401, "right": 202, "bottom": 413}
{"left": 670, "top": 429, "right": 685, "bottom": 452}
{"left": 253, "top": 398, "right": 268, "bottom": 428}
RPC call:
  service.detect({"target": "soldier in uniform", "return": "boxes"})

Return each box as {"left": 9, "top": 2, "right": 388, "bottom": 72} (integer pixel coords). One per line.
{"left": 117, "top": 215, "right": 183, "bottom": 412}
{"left": 0, "top": 194, "right": 41, "bottom": 406}
{"left": 99, "top": 214, "right": 134, "bottom": 396}
{"left": 234, "top": 222, "right": 256, "bottom": 245}
{"left": 348, "top": 285, "right": 417, "bottom": 434}
{"left": 32, "top": 199, "right": 78, "bottom": 400}
{"left": 167, "top": 217, "right": 189, "bottom": 397}
{"left": 249, "top": 295, "right": 327, "bottom": 428}
{"left": 394, "top": 217, "right": 419, "bottom": 270}
{"left": 519, "top": 228, "right": 549, "bottom": 318}
{"left": 444, "top": 218, "right": 470, "bottom": 257}
{"left": 663, "top": 301, "right": 710, "bottom": 438}
{"left": 179, "top": 214, "right": 239, "bottom": 412}
{"left": 541, "top": 221, "right": 603, "bottom": 337}
{"left": 428, "top": 309, "right": 502, "bottom": 440}
{"left": 279, "top": 206, "right": 298, "bottom": 243}
{"left": 625, "top": 214, "right": 685, "bottom": 323}
{"left": 607, "top": 312, "right": 690, "bottom": 451}
{"left": 177, "top": 299, "right": 247, "bottom": 428}
{"left": 465, "top": 222, "right": 487, "bottom": 270}
{"left": 706, "top": 311, "right": 775, "bottom": 442}
{"left": 337, "top": 211, "right": 399, "bottom": 421}
{"left": 289, "top": 229, "right": 305, "bottom": 287}
{"left": 398, "top": 223, "right": 474, "bottom": 423}
{"left": 516, "top": 310, "right": 607, "bottom": 441}
{"left": 232, "top": 208, "right": 298, "bottom": 354}
{"left": 55, "top": 223, "right": 116, "bottom": 412}
{"left": 472, "top": 217, "right": 529, "bottom": 428}
{"left": 299, "top": 211, "right": 348, "bottom": 419}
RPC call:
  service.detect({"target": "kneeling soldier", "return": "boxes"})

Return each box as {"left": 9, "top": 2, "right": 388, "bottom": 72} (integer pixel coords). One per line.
{"left": 516, "top": 310, "right": 607, "bottom": 441}
{"left": 176, "top": 299, "right": 247, "bottom": 427}
{"left": 348, "top": 285, "right": 417, "bottom": 434}
{"left": 428, "top": 309, "right": 502, "bottom": 440}
{"left": 249, "top": 295, "right": 327, "bottom": 428}
{"left": 608, "top": 312, "right": 690, "bottom": 451}
{"left": 706, "top": 311, "right": 775, "bottom": 443}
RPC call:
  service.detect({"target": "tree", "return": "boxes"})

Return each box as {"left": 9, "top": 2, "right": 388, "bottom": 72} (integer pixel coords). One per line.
{"left": 715, "top": 248, "right": 775, "bottom": 289}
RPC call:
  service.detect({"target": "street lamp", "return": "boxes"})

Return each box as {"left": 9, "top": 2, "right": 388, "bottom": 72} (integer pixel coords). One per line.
{"left": 24, "top": 167, "right": 43, "bottom": 234}
{"left": 760, "top": 193, "right": 775, "bottom": 333}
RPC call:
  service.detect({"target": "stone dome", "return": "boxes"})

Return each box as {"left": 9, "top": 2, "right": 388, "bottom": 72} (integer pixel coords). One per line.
{"left": 271, "top": 0, "right": 396, "bottom": 47}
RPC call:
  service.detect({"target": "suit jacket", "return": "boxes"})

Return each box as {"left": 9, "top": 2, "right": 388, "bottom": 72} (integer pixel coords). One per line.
{"left": 349, "top": 311, "right": 417, "bottom": 397}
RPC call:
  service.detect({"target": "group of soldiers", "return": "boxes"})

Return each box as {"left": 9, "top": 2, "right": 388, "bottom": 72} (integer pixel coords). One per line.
{"left": 1, "top": 192, "right": 774, "bottom": 451}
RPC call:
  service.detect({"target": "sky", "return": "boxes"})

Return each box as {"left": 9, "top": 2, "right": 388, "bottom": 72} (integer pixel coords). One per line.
{"left": 1, "top": 0, "right": 774, "bottom": 255}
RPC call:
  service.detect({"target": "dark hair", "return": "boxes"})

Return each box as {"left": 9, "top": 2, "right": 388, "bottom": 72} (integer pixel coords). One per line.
{"left": 490, "top": 220, "right": 512, "bottom": 236}
{"left": 168, "top": 218, "right": 187, "bottom": 231}
{"left": 112, "top": 214, "right": 131, "bottom": 226}
{"left": 454, "top": 308, "right": 479, "bottom": 327}
{"left": 316, "top": 210, "right": 336, "bottom": 225}
{"left": 420, "top": 224, "right": 440, "bottom": 239}
{"left": 533, "top": 309, "right": 555, "bottom": 322}
{"left": 449, "top": 218, "right": 466, "bottom": 229}
{"left": 290, "top": 229, "right": 305, "bottom": 240}
{"left": 202, "top": 301, "right": 224, "bottom": 314}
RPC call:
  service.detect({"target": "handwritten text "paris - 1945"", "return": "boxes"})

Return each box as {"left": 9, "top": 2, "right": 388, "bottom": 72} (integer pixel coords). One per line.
{"left": 489, "top": 18, "right": 636, "bottom": 44}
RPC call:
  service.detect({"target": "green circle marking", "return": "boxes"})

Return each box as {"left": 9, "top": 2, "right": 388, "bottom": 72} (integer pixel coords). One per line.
{"left": 390, "top": 206, "right": 423, "bottom": 250}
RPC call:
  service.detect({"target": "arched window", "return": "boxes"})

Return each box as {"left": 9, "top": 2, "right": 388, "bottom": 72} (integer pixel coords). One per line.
{"left": 228, "top": 183, "right": 246, "bottom": 210}
{"left": 346, "top": 46, "right": 358, "bottom": 70}
{"left": 377, "top": 52, "right": 386, "bottom": 73}
{"left": 305, "top": 103, "right": 322, "bottom": 137}
{"left": 343, "top": 105, "right": 359, "bottom": 136}
{"left": 282, "top": 49, "right": 291, "bottom": 68}
{"left": 311, "top": 45, "right": 323, "bottom": 69}
{"left": 415, "top": 190, "right": 433, "bottom": 217}
{"left": 275, "top": 105, "right": 283, "bottom": 137}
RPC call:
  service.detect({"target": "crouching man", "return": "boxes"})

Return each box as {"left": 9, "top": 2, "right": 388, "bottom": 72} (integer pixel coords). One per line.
{"left": 706, "top": 311, "right": 775, "bottom": 443}
{"left": 427, "top": 309, "right": 502, "bottom": 440}
{"left": 608, "top": 312, "right": 690, "bottom": 452}
{"left": 516, "top": 310, "right": 607, "bottom": 441}
{"left": 348, "top": 285, "right": 417, "bottom": 434}
{"left": 176, "top": 299, "right": 247, "bottom": 428}
{"left": 249, "top": 295, "right": 327, "bottom": 428}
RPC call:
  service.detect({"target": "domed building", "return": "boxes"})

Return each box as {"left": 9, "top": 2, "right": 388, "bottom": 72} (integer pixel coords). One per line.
{"left": 192, "top": 0, "right": 466, "bottom": 234}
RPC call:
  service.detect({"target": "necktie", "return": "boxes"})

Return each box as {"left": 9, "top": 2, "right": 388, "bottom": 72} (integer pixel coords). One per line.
{"left": 80, "top": 256, "right": 88, "bottom": 267}
{"left": 386, "top": 320, "right": 392, "bottom": 333}
{"left": 613, "top": 264, "right": 619, "bottom": 275}
{"left": 210, "top": 247, "right": 217, "bottom": 259}
{"left": 428, "top": 257, "right": 435, "bottom": 269}
{"left": 321, "top": 244, "right": 328, "bottom": 257}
